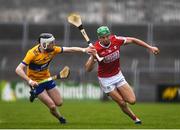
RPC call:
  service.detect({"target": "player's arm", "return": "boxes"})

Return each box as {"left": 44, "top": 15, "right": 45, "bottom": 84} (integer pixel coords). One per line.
{"left": 15, "top": 63, "right": 38, "bottom": 87}
{"left": 15, "top": 63, "right": 30, "bottom": 82}
{"left": 125, "top": 37, "right": 160, "bottom": 55}
{"left": 62, "top": 46, "right": 95, "bottom": 53}
{"left": 16, "top": 51, "right": 38, "bottom": 87}
{"left": 85, "top": 55, "right": 96, "bottom": 72}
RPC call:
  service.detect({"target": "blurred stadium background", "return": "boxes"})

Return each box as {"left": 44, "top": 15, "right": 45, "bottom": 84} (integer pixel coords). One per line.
{"left": 0, "top": 0, "right": 180, "bottom": 101}
{"left": 0, "top": 0, "right": 180, "bottom": 128}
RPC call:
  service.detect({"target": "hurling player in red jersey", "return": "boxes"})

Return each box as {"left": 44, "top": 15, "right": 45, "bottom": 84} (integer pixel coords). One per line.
{"left": 85, "top": 26, "right": 160, "bottom": 124}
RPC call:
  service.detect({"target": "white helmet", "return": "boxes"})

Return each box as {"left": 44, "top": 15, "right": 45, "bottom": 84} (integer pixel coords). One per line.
{"left": 38, "top": 33, "right": 55, "bottom": 50}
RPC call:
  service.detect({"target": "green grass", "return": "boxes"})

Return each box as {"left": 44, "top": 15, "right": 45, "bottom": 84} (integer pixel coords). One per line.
{"left": 0, "top": 100, "right": 180, "bottom": 129}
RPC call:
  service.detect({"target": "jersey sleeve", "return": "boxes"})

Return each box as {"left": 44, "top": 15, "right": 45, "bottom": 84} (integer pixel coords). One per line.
{"left": 114, "top": 35, "right": 127, "bottom": 46}
{"left": 22, "top": 51, "right": 35, "bottom": 66}
{"left": 54, "top": 46, "right": 63, "bottom": 54}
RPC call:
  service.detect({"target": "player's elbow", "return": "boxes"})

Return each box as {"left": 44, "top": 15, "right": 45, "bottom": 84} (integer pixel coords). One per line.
{"left": 85, "top": 67, "right": 92, "bottom": 72}
{"left": 15, "top": 64, "right": 23, "bottom": 75}
{"left": 15, "top": 66, "right": 20, "bottom": 74}
{"left": 85, "top": 66, "right": 90, "bottom": 72}
{"left": 85, "top": 64, "right": 93, "bottom": 72}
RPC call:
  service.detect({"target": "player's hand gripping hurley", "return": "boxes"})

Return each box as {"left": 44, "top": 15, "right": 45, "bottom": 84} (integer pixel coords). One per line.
{"left": 67, "top": 13, "right": 104, "bottom": 62}
{"left": 29, "top": 66, "right": 70, "bottom": 102}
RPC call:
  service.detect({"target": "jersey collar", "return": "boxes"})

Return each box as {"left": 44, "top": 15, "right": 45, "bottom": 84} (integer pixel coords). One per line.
{"left": 99, "top": 41, "right": 111, "bottom": 48}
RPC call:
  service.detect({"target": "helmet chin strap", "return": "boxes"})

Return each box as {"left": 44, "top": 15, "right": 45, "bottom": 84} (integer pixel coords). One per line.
{"left": 40, "top": 36, "right": 55, "bottom": 50}
{"left": 41, "top": 42, "right": 48, "bottom": 50}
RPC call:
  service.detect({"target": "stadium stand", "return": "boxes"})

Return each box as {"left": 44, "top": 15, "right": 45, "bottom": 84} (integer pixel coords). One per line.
{"left": 0, "top": 0, "right": 180, "bottom": 24}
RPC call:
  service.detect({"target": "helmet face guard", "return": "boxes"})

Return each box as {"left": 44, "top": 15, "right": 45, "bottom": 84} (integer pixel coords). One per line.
{"left": 97, "top": 26, "right": 111, "bottom": 37}
{"left": 39, "top": 33, "right": 55, "bottom": 50}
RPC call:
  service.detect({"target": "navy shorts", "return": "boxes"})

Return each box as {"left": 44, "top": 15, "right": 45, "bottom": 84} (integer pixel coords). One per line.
{"left": 34, "top": 80, "right": 56, "bottom": 95}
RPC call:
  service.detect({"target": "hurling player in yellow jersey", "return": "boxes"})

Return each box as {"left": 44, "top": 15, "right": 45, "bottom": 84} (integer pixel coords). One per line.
{"left": 15, "top": 33, "right": 95, "bottom": 124}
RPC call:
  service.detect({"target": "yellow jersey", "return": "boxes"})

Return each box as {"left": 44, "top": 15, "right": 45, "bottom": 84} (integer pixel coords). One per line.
{"left": 22, "top": 44, "right": 63, "bottom": 82}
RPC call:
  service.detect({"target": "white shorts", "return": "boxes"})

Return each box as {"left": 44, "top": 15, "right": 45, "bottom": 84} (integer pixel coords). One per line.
{"left": 98, "top": 71, "right": 127, "bottom": 93}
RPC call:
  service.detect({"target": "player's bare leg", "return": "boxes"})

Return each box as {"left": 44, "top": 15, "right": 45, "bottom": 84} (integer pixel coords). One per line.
{"left": 117, "top": 83, "right": 141, "bottom": 124}
{"left": 38, "top": 90, "right": 66, "bottom": 124}
{"left": 108, "top": 89, "right": 136, "bottom": 118}
{"left": 47, "top": 87, "right": 66, "bottom": 124}
{"left": 108, "top": 88, "right": 141, "bottom": 124}
{"left": 117, "top": 83, "right": 136, "bottom": 104}
{"left": 47, "top": 87, "right": 63, "bottom": 106}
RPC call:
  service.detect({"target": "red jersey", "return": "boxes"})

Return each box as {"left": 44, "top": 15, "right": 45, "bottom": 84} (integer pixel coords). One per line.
{"left": 94, "top": 35, "right": 126, "bottom": 77}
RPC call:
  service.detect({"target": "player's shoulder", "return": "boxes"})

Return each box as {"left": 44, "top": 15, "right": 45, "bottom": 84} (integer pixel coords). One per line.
{"left": 54, "top": 45, "right": 61, "bottom": 49}
{"left": 111, "top": 35, "right": 126, "bottom": 41}
{"left": 93, "top": 40, "right": 102, "bottom": 50}
{"left": 93, "top": 40, "right": 99, "bottom": 46}
{"left": 28, "top": 44, "right": 39, "bottom": 56}
{"left": 111, "top": 35, "right": 127, "bottom": 45}
{"left": 54, "top": 45, "right": 62, "bottom": 50}
{"left": 53, "top": 45, "right": 63, "bottom": 53}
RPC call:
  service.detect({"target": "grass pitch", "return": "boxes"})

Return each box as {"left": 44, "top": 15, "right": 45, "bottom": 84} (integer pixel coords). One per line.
{"left": 0, "top": 100, "right": 180, "bottom": 129}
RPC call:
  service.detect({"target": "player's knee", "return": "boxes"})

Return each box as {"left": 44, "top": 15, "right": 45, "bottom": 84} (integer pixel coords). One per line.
{"left": 118, "top": 99, "right": 126, "bottom": 107}
{"left": 49, "top": 104, "right": 56, "bottom": 111}
{"left": 56, "top": 99, "right": 63, "bottom": 106}
{"left": 127, "top": 98, "right": 136, "bottom": 105}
